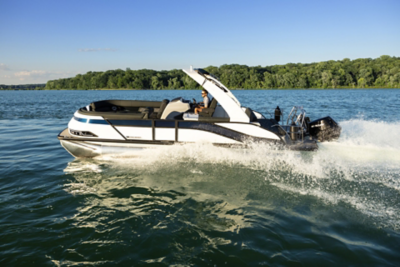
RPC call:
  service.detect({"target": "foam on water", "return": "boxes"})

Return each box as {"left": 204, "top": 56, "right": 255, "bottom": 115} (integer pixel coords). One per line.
{"left": 339, "top": 119, "right": 400, "bottom": 149}
{"left": 64, "top": 161, "right": 103, "bottom": 173}
{"left": 320, "top": 119, "right": 400, "bottom": 165}
{"left": 65, "top": 119, "right": 400, "bottom": 230}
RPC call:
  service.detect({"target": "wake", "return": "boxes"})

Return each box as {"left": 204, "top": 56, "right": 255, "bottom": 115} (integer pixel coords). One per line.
{"left": 66, "top": 119, "right": 400, "bottom": 230}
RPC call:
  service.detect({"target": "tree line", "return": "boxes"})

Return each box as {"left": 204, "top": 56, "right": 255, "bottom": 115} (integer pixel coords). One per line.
{"left": 44, "top": 55, "right": 400, "bottom": 90}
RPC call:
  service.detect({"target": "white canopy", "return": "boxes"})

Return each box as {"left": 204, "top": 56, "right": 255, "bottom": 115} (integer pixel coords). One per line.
{"left": 182, "top": 67, "right": 249, "bottom": 123}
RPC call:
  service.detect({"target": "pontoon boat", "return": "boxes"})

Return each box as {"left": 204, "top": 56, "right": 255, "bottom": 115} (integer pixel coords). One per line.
{"left": 58, "top": 67, "right": 341, "bottom": 157}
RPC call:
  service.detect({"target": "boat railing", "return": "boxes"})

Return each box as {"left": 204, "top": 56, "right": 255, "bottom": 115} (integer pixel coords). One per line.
{"left": 273, "top": 106, "right": 308, "bottom": 142}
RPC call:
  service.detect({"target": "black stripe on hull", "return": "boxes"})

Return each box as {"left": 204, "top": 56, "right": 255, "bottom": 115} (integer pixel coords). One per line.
{"left": 106, "top": 120, "right": 280, "bottom": 144}
{"left": 58, "top": 129, "right": 282, "bottom": 146}
{"left": 73, "top": 113, "right": 283, "bottom": 143}
{"left": 179, "top": 121, "right": 252, "bottom": 143}
{"left": 58, "top": 135, "right": 175, "bottom": 145}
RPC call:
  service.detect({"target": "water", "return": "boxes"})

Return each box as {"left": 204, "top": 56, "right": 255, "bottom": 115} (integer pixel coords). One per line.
{"left": 1, "top": 89, "right": 399, "bottom": 265}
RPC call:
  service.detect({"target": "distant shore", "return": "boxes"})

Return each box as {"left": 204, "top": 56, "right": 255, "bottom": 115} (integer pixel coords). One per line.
{"left": 3, "top": 56, "right": 400, "bottom": 90}
{"left": 2, "top": 87, "right": 399, "bottom": 91}
{"left": 43, "top": 56, "right": 400, "bottom": 90}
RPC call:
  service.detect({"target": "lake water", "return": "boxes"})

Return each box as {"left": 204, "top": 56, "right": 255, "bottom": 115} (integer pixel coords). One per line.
{"left": 1, "top": 89, "right": 400, "bottom": 265}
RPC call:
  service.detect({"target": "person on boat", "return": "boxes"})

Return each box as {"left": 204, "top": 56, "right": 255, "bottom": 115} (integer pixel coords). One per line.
{"left": 194, "top": 90, "right": 210, "bottom": 114}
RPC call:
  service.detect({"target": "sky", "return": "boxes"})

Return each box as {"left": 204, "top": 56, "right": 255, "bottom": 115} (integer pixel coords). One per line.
{"left": 1, "top": 0, "right": 399, "bottom": 85}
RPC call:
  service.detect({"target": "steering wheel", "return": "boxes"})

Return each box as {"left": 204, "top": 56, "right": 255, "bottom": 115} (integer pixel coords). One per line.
{"left": 192, "top": 98, "right": 197, "bottom": 104}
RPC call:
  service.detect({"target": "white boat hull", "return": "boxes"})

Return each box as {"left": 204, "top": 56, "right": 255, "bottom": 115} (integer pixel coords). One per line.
{"left": 60, "top": 139, "right": 164, "bottom": 158}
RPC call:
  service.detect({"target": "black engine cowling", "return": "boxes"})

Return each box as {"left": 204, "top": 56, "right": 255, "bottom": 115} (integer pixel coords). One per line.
{"left": 308, "top": 116, "right": 341, "bottom": 142}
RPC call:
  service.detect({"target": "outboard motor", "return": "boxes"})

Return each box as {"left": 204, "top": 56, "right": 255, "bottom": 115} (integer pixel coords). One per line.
{"left": 275, "top": 106, "right": 282, "bottom": 122}
{"left": 308, "top": 116, "right": 341, "bottom": 141}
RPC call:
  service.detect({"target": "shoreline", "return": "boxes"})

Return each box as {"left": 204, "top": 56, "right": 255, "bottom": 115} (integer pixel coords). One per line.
{"left": 0, "top": 88, "right": 400, "bottom": 92}
{"left": 2, "top": 87, "right": 399, "bottom": 91}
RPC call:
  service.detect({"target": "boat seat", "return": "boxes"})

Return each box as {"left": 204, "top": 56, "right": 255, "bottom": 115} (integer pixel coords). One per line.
{"left": 139, "top": 107, "right": 153, "bottom": 119}
{"left": 149, "top": 99, "right": 170, "bottom": 119}
{"left": 245, "top": 108, "right": 257, "bottom": 122}
{"left": 199, "top": 98, "right": 217, "bottom": 118}
{"left": 90, "top": 100, "right": 162, "bottom": 112}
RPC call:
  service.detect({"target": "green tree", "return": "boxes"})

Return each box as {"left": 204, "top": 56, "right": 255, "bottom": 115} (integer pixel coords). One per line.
{"left": 358, "top": 77, "right": 366, "bottom": 88}
{"left": 45, "top": 56, "right": 400, "bottom": 90}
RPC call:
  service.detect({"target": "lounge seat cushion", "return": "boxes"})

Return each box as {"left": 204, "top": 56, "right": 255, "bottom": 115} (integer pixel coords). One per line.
{"left": 102, "top": 113, "right": 145, "bottom": 120}
{"left": 245, "top": 108, "right": 257, "bottom": 122}
{"left": 90, "top": 100, "right": 163, "bottom": 111}
{"left": 157, "top": 99, "right": 170, "bottom": 119}
{"left": 199, "top": 98, "right": 218, "bottom": 117}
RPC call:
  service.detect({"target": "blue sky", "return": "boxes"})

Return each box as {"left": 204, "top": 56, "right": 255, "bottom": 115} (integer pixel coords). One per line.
{"left": 1, "top": 0, "right": 399, "bottom": 85}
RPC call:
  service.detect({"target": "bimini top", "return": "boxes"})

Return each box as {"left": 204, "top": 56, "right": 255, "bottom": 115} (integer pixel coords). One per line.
{"left": 182, "top": 67, "right": 250, "bottom": 123}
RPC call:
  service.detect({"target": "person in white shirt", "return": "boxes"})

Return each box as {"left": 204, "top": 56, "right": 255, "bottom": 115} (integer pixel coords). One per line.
{"left": 194, "top": 90, "right": 210, "bottom": 114}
